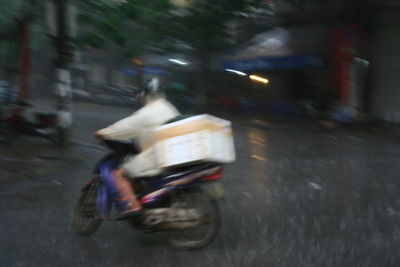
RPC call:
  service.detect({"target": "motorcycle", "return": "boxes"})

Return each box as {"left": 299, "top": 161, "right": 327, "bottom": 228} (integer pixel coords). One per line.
{"left": 74, "top": 139, "right": 225, "bottom": 249}
{"left": 0, "top": 99, "right": 58, "bottom": 144}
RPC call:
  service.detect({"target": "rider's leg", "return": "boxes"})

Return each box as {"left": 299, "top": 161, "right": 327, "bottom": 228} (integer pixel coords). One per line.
{"left": 112, "top": 168, "right": 142, "bottom": 213}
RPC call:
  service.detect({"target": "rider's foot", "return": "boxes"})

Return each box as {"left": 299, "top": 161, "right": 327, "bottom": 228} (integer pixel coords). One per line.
{"left": 117, "top": 202, "right": 143, "bottom": 220}
{"left": 117, "top": 208, "right": 143, "bottom": 221}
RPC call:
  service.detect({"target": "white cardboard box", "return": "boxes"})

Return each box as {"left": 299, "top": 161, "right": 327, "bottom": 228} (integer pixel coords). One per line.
{"left": 154, "top": 114, "right": 235, "bottom": 168}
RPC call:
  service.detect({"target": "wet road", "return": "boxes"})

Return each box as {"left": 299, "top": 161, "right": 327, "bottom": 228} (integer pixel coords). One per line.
{"left": 1, "top": 102, "right": 400, "bottom": 266}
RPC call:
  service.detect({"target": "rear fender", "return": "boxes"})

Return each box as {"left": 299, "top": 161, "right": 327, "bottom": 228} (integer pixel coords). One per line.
{"left": 201, "top": 181, "right": 225, "bottom": 199}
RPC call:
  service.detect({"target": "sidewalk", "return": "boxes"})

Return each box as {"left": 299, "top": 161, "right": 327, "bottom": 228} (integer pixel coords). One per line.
{"left": 0, "top": 97, "right": 125, "bottom": 188}
{"left": 0, "top": 138, "right": 85, "bottom": 187}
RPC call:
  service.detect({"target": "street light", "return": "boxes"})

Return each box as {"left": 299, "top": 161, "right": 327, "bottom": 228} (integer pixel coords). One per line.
{"left": 168, "top": 58, "right": 189, "bottom": 66}
{"left": 249, "top": 75, "right": 269, "bottom": 84}
{"left": 225, "top": 69, "right": 247, "bottom": 76}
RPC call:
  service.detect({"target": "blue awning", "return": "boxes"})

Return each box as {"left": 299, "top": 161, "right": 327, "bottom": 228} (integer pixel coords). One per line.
{"left": 223, "top": 55, "right": 324, "bottom": 71}
{"left": 121, "top": 66, "right": 167, "bottom": 76}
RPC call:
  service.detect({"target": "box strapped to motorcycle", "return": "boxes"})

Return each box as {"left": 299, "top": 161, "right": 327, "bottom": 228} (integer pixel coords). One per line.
{"left": 154, "top": 114, "right": 236, "bottom": 168}
{"left": 122, "top": 114, "right": 235, "bottom": 178}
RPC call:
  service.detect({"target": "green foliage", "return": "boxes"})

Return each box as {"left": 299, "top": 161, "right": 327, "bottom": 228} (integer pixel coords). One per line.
{"left": 78, "top": 0, "right": 269, "bottom": 56}
{"left": 147, "top": 0, "right": 267, "bottom": 53}
{"left": 0, "top": 0, "right": 31, "bottom": 35}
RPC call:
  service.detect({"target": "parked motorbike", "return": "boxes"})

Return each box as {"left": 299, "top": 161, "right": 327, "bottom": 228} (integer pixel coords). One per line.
{"left": 74, "top": 139, "right": 224, "bottom": 249}
{"left": 0, "top": 99, "right": 58, "bottom": 144}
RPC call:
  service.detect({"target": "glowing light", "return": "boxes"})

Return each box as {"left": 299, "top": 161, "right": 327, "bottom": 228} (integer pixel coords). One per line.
{"left": 249, "top": 75, "right": 269, "bottom": 84}
{"left": 168, "top": 58, "right": 189, "bottom": 65}
{"left": 225, "top": 69, "right": 247, "bottom": 76}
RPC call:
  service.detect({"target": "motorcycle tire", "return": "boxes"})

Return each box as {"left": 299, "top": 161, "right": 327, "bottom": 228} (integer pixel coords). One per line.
{"left": 168, "top": 189, "right": 220, "bottom": 249}
{"left": 74, "top": 178, "right": 103, "bottom": 236}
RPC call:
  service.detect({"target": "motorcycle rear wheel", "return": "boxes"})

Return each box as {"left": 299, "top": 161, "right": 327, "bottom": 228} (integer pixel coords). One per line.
{"left": 74, "top": 178, "right": 103, "bottom": 236}
{"left": 168, "top": 190, "right": 219, "bottom": 249}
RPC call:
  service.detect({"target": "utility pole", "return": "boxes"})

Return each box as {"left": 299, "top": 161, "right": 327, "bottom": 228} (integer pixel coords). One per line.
{"left": 16, "top": 0, "right": 38, "bottom": 101}
{"left": 45, "top": 0, "right": 76, "bottom": 147}
{"left": 16, "top": 21, "right": 30, "bottom": 100}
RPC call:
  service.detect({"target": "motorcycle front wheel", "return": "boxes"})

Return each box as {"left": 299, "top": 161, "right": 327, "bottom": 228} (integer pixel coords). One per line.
{"left": 168, "top": 190, "right": 220, "bottom": 249}
{"left": 74, "top": 178, "right": 103, "bottom": 236}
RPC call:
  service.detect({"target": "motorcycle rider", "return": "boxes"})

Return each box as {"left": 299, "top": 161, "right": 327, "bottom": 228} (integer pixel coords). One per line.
{"left": 95, "top": 78, "right": 180, "bottom": 218}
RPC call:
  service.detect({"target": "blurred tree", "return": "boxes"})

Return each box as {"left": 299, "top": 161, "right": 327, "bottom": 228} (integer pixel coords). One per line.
{"left": 0, "top": 0, "right": 29, "bottom": 37}
{"left": 156, "top": 0, "right": 271, "bottom": 109}
{"left": 77, "top": 0, "right": 270, "bottom": 110}
{"left": 76, "top": 0, "right": 169, "bottom": 56}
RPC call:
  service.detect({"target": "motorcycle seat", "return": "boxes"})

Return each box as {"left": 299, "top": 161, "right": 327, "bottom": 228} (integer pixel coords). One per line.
{"left": 164, "top": 114, "right": 193, "bottom": 124}
{"left": 131, "top": 162, "right": 218, "bottom": 181}
{"left": 163, "top": 162, "right": 219, "bottom": 178}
